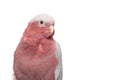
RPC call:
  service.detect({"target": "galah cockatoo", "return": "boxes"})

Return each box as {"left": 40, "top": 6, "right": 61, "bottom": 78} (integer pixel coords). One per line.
{"left": 13, "top": 14, "right": 62, "bottom": 80}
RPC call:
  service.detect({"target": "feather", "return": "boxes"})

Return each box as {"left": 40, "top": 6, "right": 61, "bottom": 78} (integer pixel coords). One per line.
{"left": 55, "top": 42, "right": 63, "bottom": 80}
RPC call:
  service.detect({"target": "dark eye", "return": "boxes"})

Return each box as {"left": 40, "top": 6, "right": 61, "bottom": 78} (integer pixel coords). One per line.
{"left": 40, "top": 20, "right": 44, "bottom": 24}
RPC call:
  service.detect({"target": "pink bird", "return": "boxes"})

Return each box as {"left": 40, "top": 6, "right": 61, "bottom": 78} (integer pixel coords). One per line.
{"left": 13, "top": 14, "right": 62, "bottom": 80}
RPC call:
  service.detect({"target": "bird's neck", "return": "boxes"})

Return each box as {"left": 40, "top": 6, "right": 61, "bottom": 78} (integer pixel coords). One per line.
{"left": 19, "top": 37, "right": 56, "bottom": 59}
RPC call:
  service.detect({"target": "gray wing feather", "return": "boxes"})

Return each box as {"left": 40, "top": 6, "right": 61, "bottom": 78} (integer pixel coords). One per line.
{"left": 55, "top": 42, "right": 63, "bottom": 80}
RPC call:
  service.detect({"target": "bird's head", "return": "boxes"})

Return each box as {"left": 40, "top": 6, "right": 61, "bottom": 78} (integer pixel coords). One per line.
{"left": 27, "top": 13, "right": 55, "bottom": 39}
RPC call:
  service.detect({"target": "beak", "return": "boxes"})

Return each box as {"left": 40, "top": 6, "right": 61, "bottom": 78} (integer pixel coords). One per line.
{"left": 49, "top": 25, "right": 54, "bottom": 35}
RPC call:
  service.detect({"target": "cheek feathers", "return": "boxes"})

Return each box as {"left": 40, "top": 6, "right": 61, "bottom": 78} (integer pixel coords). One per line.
{"left": 26, "top": 21, "right": 53, "bottom": 39}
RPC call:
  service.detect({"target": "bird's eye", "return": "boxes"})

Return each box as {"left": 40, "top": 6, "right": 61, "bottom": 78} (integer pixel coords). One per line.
{"left": 40, "top": 20, "right": 44, "bottom": 24}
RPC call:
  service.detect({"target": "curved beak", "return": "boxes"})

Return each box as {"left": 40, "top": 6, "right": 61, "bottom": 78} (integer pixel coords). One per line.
{"left": 45, "top": 22, "right": 55, "bottom": 35}
{"left": 49, "top": 25, "right": 54, "bottom": 35}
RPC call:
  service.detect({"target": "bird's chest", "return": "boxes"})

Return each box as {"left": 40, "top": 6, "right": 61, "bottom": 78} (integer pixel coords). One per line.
{"left": 15, "top": 39, "right": 58, "bottom": 80}
{"left": 22, "top": 53, "right": 57, "bottom": 74}
{"left": 36, "top": 40, "right": 56, "bottom": 56}
{"left": 17, "top": 55, "right": 57, "bottom": 80}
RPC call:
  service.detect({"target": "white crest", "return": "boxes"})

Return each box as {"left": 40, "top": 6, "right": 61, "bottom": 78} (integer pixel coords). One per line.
{"left": 30, "top": 13, "right": 55, "bottom": 24}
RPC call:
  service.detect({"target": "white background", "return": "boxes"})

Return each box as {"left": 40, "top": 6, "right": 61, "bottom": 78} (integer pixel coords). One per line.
{"left": 0, "top": 0, "right": 120, "bottom": 80}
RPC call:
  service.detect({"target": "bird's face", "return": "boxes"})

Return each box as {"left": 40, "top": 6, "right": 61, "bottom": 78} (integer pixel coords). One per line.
{"left": 28, "top": 14, "right": 55, "bottom": 39}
